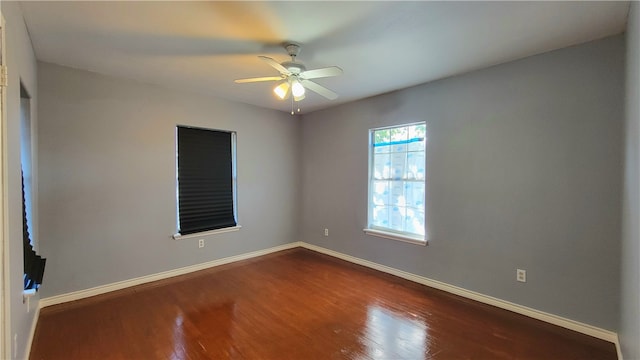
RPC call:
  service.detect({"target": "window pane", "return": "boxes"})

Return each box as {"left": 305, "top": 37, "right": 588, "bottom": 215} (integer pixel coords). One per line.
{"left": 372, "top": 180, "right": 390, "bottom": 206}
{"left": 390, "top": 127, "right": 408, "bottom": 142}
{"left": 390, "top": 181, "right": 405, "bottom": 206}
{"left": 405, "top": 182, "right": 425, "bottom": 208}
{"left": 404, "top": 209, "right": 425, "bottom": 235}
{"left": 392, "top": 142, "right": 407, "bottom": 153}
{"left": 373, "top": 129, "right": 391, "bottom": 154}
{"left": 372, "top": 205, "right": 390, "bottom": 228}
{"left": 409, "top": 123, "right": 426, "bottom": 140}
{"left": 373, "top": 153, "right": 390, "bottom": 179}
{"left": 407, "top": 151, "right": 425, "bottom": 180}
{"left": 390, "top": 206, "right": 405, "bottom": 231}
{"left": 390, "top": 152, "right": 406, "bottom": 180}
{"left": 407, "top": 139, "right": 424, "bottom": 152}
{"left": 408, "top": 124, "right": 426, "bottom": 152}
{"left": 374, "top": 129, "right": 390, "bottom": 145}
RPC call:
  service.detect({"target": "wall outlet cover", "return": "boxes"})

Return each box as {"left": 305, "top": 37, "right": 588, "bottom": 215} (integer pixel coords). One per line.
{"left": 517, "top": 269, "right": 526, "bottom": 283}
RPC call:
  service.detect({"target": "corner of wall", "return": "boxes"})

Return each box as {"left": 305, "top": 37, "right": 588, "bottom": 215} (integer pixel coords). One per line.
{"left": 620, "top": 2, "right": 640, "bottom": 360}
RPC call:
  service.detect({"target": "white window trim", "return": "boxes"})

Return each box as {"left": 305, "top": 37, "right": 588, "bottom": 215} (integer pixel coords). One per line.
{"left": 363, "top": 228, "right": 427, "bottom": 246}
{"left": 367, "top": 122, "right": 427, "bottom": 242}
{"left": 172, "top": 225, "right": 242, "bottom": 241}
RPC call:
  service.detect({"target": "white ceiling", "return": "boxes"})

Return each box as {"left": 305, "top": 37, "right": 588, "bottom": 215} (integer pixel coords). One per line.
{"left": 19, "top": 1, "right": 629, "bottom": 114}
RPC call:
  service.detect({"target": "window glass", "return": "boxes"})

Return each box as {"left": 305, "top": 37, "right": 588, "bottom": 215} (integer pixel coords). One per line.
{"left": 369, "top": 123, "right": 426, "bottom": 240}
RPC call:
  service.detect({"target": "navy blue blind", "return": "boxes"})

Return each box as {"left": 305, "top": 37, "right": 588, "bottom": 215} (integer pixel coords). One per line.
{"left": 177, "top": 126, "right": 236, "bottom": 235}
{"left": 23, "top": 170, "right": 45, "bottom": 290}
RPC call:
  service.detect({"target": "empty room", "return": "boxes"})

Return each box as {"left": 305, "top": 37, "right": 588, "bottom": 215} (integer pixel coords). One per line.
{"left": 1, "top": 1, "right": 639, "bottom": 359}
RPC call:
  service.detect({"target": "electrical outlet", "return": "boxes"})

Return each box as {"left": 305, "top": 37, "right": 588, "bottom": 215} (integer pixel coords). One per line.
{"left": 198, "top": 239, "right": 205, "bottom": 248}
{"left": 324, "top": 228, "right": 329, "bottom": 237}
{"left": 13, "top": 334, "right": 17, "bottom": 359}
{"left": 517, "top": 269, "right": 526, "bottom": 283}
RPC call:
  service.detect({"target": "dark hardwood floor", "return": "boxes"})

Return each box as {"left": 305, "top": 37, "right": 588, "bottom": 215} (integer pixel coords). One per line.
{"left": 30, "top": 248, "right": 616, "bottom": 359}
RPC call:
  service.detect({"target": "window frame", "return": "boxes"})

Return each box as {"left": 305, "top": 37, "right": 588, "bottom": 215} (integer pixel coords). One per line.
{"left": 172, "top": 125, "right": 240, "bottom": 240}
{"left": 364, "top": 122, "right": 427, "bottom": 246}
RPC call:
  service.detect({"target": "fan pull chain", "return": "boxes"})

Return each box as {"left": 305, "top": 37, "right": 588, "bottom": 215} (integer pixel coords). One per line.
{"left": 290, "top": 94, "right": 302, "bottom": 115}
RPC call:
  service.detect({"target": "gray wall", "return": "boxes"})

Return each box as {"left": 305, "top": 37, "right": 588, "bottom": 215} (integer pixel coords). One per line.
{"left": 1, "top": 2, "right": 40, "bottom": 359}
{"left": 621, "top": 2, "right": 640, "bottom": 359}
{"left": 37, "top": 62, "right": 301, "bottom": 298}
{"left": 301, "top": 35, "right": 624, "bottom": 331}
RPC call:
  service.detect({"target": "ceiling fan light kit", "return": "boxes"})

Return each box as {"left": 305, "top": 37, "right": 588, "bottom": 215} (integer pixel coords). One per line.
{"left": 291, "top": 80, "right": 305, "bottom": 97}
{"left": 274, "top": 82, "right": 290, "bottom": 99}
{"left": 234, "top": 42, "right": 343, "bottom": 114}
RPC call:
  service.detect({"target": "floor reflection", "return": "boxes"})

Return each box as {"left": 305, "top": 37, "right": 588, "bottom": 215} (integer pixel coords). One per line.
{"left": 170, "top": 312, "right": 186, "bottom": 360}
{"left": 364, "top": 305, "right": 429, "bottom": 359}
{"left": 170, "top": 301, "right": 238, "bottom": 359}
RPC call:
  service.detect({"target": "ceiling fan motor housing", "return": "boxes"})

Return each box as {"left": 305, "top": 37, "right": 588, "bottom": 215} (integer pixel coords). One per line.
{"left": 282, "top": 43, "right": 305, "bottom": 74}
{"left": 284, "top": 43, "right": 301, "bottom": 57}
{"left": 281, "top": 61, "right": 306, "bottom": 75}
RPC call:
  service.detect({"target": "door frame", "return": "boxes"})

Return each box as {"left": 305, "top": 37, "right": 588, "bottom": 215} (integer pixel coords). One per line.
{"left": 0, "top": 12, "right": 8, "bottom": 360}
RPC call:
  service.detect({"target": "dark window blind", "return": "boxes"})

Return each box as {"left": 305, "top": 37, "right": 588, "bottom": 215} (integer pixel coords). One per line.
{"left": 23, "top": 170, "right": 45, "bottom": 290}
{"left": 177, "top": 126, "right": 236, "bottom": 235}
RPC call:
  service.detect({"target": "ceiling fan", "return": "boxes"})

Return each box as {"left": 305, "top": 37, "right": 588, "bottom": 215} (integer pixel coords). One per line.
{"left": 234, "top": 43, "right": 343, "bottom": 104}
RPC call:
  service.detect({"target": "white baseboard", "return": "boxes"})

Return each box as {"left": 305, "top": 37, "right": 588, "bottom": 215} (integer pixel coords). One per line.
{"left": 615, "top": 335, "right": 623, "bottom": 360}
{"left": 39, "top": 242, "right": 302, "bottom": 309}
{"left": 299, "top": 242, "right": 619, "bottom": 346}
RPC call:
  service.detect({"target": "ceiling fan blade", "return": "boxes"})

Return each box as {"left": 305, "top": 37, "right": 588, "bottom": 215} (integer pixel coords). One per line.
{"left": 300, "top": 66, "right": 343, "bottom": 80}
{"left": 301, "top": 80, "right": 339, "bottom": 100}
{"left": 234, "top": 76, "right": 283, "bottom": 84}
{"left": 258, "top": 56, "right": 291, "bottom": 75}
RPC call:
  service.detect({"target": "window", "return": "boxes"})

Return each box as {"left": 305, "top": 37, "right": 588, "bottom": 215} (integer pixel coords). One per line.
{"left": 175, "top": 126, "right": 238, "bottom": 238}
{"left": 21, "top": 83, "right": 46, "bottom": 290}
{"left": 365, "top": 123, "right": 426, "bottom": 244}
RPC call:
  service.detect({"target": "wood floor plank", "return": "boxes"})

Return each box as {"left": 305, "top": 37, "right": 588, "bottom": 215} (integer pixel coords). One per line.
{"left": 30, "top": 248, "right": 616, "bottom": 359}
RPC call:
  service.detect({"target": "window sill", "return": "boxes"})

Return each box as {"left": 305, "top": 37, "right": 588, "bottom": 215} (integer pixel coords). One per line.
{"left": 172, "top": 225, "right": 242, "bottom": 240}
{"left": 363, "top": 228, "right": 427, "bottom": 246}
